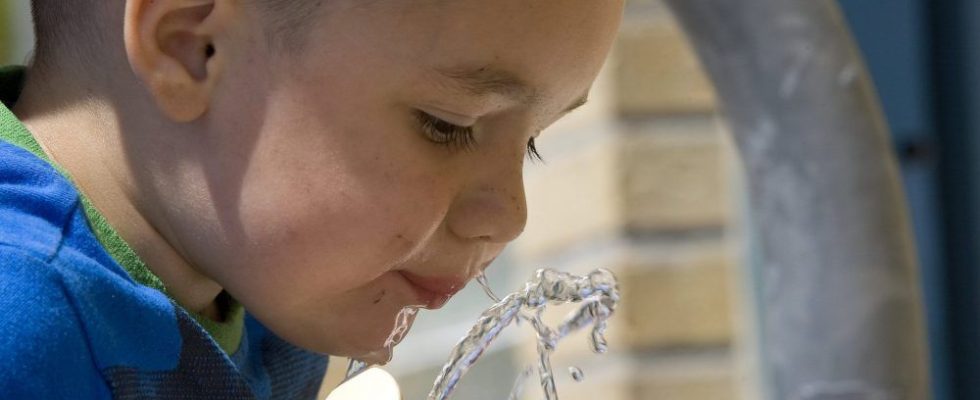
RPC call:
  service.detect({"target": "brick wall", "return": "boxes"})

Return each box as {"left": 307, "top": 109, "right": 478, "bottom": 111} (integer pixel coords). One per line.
{"left": 509, "top": 2, "right": 752, "bottom": 399}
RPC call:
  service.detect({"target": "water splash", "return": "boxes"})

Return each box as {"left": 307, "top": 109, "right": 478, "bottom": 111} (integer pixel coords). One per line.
{"left": 428, "top": 268, "right": 619, "bottom": 400}
{"left": 569, "top": 366, "right": 584, "bottom": 382}
{"left": 344, "top": 306, "right": 419, "bottom": 382}
{"left": 384, "top": 307, "right": 419, "bottom": 350}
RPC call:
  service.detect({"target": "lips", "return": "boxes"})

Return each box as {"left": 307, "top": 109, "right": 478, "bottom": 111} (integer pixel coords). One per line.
{"left": 397, "top": 271, "right": 467, "bottom": 310}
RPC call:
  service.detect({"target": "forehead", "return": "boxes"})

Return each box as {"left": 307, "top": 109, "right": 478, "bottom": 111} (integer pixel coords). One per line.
{"left": 312, "top": 0, "right": 623, "bottom": 110}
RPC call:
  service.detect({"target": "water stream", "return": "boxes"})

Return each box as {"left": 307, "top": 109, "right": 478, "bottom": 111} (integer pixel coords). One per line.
{"left": 342, "top": 268, "right": 618, "bottom": 400}
{"left": 427, "top": 268, "right": 619, "bottom": 400}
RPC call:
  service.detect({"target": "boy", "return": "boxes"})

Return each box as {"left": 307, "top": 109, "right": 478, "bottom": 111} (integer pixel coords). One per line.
{"left": 0, "top": 0, "right": 624, "bottom": 398}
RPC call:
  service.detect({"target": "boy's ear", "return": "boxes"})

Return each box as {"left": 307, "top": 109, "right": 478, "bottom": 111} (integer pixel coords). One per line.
{"left": 124, "top": 0, "right": 226, "bottom": 122}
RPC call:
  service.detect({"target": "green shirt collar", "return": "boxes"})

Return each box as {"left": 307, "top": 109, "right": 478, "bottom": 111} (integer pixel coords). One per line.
{"left": 0, "top": 65, "right": 243, "bottom": 354}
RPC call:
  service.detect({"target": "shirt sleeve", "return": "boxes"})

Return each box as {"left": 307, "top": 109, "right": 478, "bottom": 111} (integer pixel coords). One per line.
{"left": 0, "top": 247, "right": 112, "bottom": 399}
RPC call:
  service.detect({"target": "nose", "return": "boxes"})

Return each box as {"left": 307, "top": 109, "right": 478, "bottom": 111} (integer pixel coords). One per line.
{"left": 445, "top": 159, "right": 528, "bottom": 244}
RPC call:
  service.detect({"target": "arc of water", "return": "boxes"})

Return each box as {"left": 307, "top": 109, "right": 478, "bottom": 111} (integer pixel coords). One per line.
{"left": 428, "top": 268, "right": 619, "bottom": 400}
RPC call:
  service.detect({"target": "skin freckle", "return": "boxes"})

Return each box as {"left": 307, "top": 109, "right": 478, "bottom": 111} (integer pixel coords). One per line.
{"left": 390, "top": 233, "right": 417, "bottom": 255}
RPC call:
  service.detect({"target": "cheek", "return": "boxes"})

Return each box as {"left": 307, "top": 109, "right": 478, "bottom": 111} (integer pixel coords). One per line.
{"left": 236, "top": 160, "right": 443, "bottom": 289}
{"left": 213, "top": 134, "right": 446, "bottom": 356}
{"left": 219, "top": 94, "right": 453, "bottom": 298}
{"left": 204, "top": 57, "right": 456, "bottom": 356}
{"left": 225, "top": 169, "right": 441, "bottom": 357}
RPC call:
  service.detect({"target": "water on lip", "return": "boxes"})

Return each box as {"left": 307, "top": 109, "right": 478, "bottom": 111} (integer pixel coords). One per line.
{"left": 427, "top": 268, "right": 619, "bottom": 400}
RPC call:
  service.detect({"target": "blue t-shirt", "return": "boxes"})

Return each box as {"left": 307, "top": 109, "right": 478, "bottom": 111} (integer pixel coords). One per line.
{"left": 0, "top": 66, "right": 328, "bottom": 399}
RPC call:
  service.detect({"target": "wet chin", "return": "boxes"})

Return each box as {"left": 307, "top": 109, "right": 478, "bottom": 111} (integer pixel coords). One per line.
{"left": 340, "top": 332, "right": 405, "bottom": 365}
{"left": 356, "top": 347, "right": 395, "bottom": 365}
{"left": 345, "top": 313, "right": 418, "bottom": 365}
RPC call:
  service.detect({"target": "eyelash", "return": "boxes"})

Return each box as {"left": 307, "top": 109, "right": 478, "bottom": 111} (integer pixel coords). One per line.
{"left": 415, "top": 111, "right": 544, "bottom": 162}
{"left": 416, "top": 111, "right": 476, "bottom": 151}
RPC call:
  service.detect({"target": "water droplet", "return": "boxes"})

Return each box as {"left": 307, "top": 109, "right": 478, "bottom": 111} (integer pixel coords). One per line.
{"left": 345, "top": 359, "right": 370, "bottom": 381}
{"left": 476, "top": 271, "right": 501, "bottom": 303}
{"left": 569, "top": 366, "right": 585, "bottom": 382}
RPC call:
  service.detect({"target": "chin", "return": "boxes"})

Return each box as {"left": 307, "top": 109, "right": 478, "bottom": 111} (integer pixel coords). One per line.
{"left": 253, "top": 282, "right": 422, "bottom": 363}
{"left": 353, "top": 347, "right": 397, "bottom": 366}
{"left": 325, "top": 336, "right": 399, "bottom": 366}
{"left": 291, "top": 315, "right": 418, "bottom": 366}
{"left": 342, "top": 311, "right": 420, "bottom": 365}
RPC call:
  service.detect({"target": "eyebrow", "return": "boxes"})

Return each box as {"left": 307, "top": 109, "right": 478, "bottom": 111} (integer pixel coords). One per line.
{"left": 434, "top": 65, "right": 590, "bottom": 114}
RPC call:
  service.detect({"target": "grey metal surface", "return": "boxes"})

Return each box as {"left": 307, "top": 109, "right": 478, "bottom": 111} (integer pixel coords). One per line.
{"left": 660, "top": 0, "right": 931, "bottom": 398}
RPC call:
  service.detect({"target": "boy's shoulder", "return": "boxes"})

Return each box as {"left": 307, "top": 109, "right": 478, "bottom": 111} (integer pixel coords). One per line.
{"left": 0, "top": 138, "right": 80, "bottom": 257}
{"left": 0, "top": 244, "right": 193, "bottom": 399}
{"left": 0, "top": 247, "right": 114, "bottom": 398}
{"left": 0, "top": 140, "right": 329, "bottom": 399}
{"left": 0, "top": 138, "right": 140, "bottom": 292}
{"left": 0, "top": 139, "right": 187, "bottom": 398}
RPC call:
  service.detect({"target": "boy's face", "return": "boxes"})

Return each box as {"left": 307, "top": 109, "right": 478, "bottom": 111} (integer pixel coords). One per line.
{"left": 163, "top": 0, "right": 623, "bottom": 363}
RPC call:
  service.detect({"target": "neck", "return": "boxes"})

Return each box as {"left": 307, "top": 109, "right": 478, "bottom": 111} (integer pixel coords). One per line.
{"left": 11, "top": 67, "right": 225, "bottom": 320}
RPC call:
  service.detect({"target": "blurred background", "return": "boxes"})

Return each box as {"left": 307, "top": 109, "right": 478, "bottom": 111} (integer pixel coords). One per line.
{"left": 3, "top": 0, "right": 977, "bottom": 399}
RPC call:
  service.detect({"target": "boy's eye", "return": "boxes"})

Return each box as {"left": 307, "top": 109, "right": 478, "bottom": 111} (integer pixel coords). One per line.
{"left": 415, "top": 111, "right": 477, "bottom": 151}
{"left": 415, "top": 111, "right": 545, "bottom": 162}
